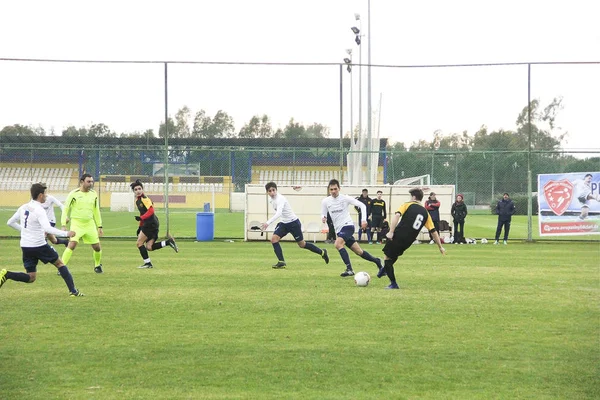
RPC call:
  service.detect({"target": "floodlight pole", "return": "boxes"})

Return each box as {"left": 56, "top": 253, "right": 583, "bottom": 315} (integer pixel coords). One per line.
{"left": 527, "top": 63, "right": 533, "bottom": 242}
{"left": 163, "top": 62, "right": 170, "bottom": 233}
{"left": 339, "top": 64, "right": 344, "bottom": 178}
{"left": 367, "top": 0, "right": 374, "bottom": 184}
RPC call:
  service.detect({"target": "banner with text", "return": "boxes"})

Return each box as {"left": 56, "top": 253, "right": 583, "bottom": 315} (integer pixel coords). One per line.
{"left": 538, "top": 172, "right": 600, "bottom": 236}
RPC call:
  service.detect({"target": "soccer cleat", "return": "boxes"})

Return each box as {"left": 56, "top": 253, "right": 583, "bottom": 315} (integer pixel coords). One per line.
{"left": 94, "top": 265, "right": 103, "bottom": 274}
{"left": 377, "top": 266, "right": 387, "bottom": 279}
{"left": 340, "top": 269, "right": 355, "bottom": 277}
{"left": 272, "top": 261, "right": 286, "bottom": 269}
{"left": 494, "top": 241, "right": 499, "bottom": 245}
{"left": 0, "top": 269, "right": 7, "bottom": 289}
{"left": 321, "top": 249, "right": 329, "bottom": 264}
{"left": 69, "top": 290, "right": 85, "bottom": 297}
{"left": 385, "top": 282, "right": 400, "bottom": 289}
{"left": 503, "top": 240, "right": 507, "bottom": 245}
{"left": 138, "top": 263, "right": 154, "bottom": 269}
{"left": 167, "top": 234, "right": 179, "bottom": 253}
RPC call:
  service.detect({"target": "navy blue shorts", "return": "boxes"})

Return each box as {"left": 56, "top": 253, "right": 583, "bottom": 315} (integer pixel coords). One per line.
{"left": 22, "top": 244, "right": 59, "bottom": 273}
{"left": 273, "top": 219, "right": 304, "bottom": 241}
{"left": 337, "top": 225, "right": 356, "bottom": 248}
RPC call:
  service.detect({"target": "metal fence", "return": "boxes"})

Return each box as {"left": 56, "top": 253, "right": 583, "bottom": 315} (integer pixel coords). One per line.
{"left": 1, "top": 140, "right": 597, "bottom": 209}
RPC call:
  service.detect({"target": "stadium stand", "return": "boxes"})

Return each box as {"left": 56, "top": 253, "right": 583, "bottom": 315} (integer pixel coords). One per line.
{"left": 0, "top": 167, "right": 77, "bottom": 191}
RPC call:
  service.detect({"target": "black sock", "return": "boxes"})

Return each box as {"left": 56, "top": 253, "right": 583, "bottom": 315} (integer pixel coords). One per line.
{"left": 57, "top": 266, "right": 76, "bottom": 293}
{"left": 384, "top": 259, "right": 396, "bottom": 283}
{"left": 151, "top": 242, "right": 165, "bottom": 250}
{"left": 6, "top": 271, "right": 31, "bottom": 283}
{"left": 56, "top": 238, "right": 69, "bottom": 246}
{"left": 139, "top": 245, "right": 150, "bottom": 259}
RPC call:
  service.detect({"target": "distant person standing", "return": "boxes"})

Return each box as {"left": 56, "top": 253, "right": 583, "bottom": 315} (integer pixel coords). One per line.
{"left": 262, "top": 182, "right": 329, "bottom": 269}
{"left": 321, "top": 179, "right": 384, "bottom": 278}
{"left": 2, "top": 183, "right": 83, "bottom": 297}
{"left": 425, "top": 192, "right": 441, "bottom": 244}
{"left": 451, "top": 194, "right": 467, "bottom": 244}
{"left": 494, "top": 192, "right": 516, "bottom": 245}
{"left": 370, "top": 190, "right": 387, "bottom": 244}
{"left": 61, "top": 173, "right": 104, "bottom": 273}
{"left": 355, "top": 188, "right": 372, "bottom": 243}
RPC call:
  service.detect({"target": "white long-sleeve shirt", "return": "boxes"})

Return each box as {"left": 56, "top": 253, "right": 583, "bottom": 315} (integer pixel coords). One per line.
{"left": 41, "top": 194, "right": 64, "bottom": 224}
{"left": 7, "top": 200, "right": 68, "bottom": 247}
{"left": 321, "top": 194, "right": 367, "bottom": 233}
{"left": 266, "top": 193, "right": 298, "bottom": 226}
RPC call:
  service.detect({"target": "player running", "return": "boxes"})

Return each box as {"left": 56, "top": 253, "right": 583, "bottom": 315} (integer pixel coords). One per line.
{"left": 131, "top": 179, "right": 178, "bottom": 269}
{"left": 321, "top": 179, "right": 384, "bottom": 278}
{"left": 261, "top": 181, "right": 329, "bottom": 269}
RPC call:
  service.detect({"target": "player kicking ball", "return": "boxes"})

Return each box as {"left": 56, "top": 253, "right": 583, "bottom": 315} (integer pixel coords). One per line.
{"left": 2, "top": 183, "right": 84, "bottom": 297}
{"left": 382, "top": 188, "right": 446, "bottom": 289}
{"left": 131, "top": 180, "right": 178, "bottom": 269}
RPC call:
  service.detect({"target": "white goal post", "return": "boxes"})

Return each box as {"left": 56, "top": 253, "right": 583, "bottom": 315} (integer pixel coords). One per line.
{"left": 244, "top": 184, "right": 455, "bottom": 242}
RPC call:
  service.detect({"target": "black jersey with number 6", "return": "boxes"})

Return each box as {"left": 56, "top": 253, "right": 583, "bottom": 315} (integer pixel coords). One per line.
{"left": 393, "top": 201, "right": 435, "bottom": 244}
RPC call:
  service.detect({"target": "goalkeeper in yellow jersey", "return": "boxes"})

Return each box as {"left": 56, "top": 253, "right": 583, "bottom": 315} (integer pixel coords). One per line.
{"left": 61, "top": 173, "right": 104, "bottom": 273}
{"left": 131, "top": 180, "right": 178, "bottom": 269}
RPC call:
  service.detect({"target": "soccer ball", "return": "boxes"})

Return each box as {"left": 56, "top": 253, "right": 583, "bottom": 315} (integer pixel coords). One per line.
{"left": 354, "top": 271, "right": 371, "bottom": 287}
{"left": 480, "top": 238, "right": 488, "bottom": 244}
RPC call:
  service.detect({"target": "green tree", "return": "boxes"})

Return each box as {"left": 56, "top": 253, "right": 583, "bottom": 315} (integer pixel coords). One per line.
{"left": 88, "top": 123, "right": 115, "bottom": 138}
{"left": 62, "top": 125, "right": 88, "bottom": 137}
{"left": 0, "top": 124, "right": 38, "bottom": 137}
{"left": 175, "top": 106, "right": 192, "bottom": 138}
{"left": 239, "top": 115, "right": 273, "bottom": 138}
{"left": 158, "top": 117, "right": 176, "bottom": 138}
{"left": 283, "top": 118, "right": 306, "bottom": 139}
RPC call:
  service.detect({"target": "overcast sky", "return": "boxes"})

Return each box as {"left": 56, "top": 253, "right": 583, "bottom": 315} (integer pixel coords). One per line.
{"left": 1, "top": 0, "right": 598, "bottom": 151}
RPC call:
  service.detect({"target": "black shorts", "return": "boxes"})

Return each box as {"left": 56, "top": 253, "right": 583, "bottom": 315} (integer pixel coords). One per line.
{"left": 22, "top": 244, "right": 59, "bottom": 272}
{"left": 137, "top": 221, "right": 159, "bottom": 242}
{"left": 273, "top": 219, "right": 304, "bottom": 242}
{"left": 382, "top": 235, "right": 412, "bottom": 261}
{"left": 371, "top": 216, "right": 384, "bottom": 229}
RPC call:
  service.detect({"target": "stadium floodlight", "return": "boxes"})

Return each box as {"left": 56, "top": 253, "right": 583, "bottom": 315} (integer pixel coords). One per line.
{"left": 355, "top": 13, "right": 361, "bottom": 21}
{"left": 351, "top": 26, "right": 360, "bottom": 34}
{"left": 343, "top": 58, "right": 351, "bottom": 64}
{"left": 346, "top": 48, "right": 352, "bottom": 56}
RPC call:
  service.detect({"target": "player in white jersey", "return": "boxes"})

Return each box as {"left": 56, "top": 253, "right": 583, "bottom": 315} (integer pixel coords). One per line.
{"left": 573, "top": 173, "right": 600, "bottom": 220}
{"left": 260, "top": 182, "right": 329, "bottom": 268}
{"left": 321, "top": 179, "right": 384, "bottom": 278}
{"left": 40, "top": 189, "right": 69, "bottom": 246}
{"left": 1, "top": 183, "right": 84, "bottom": 297}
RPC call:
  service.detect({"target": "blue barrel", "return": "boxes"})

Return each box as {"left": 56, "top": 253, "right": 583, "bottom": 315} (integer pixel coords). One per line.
{"left": 196, "top": 212, "right": 215, "bottom": 241}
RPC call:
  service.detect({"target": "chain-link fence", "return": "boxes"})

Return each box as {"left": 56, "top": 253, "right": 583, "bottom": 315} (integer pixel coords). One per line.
{"left": 1, "top": 139, "right": 597, "bottom": 209}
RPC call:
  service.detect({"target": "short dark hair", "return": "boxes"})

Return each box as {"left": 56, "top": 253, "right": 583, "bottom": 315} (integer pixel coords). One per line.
{"left": 328, "top": 179, "right": 340, "bottom": 189}
{"left": 503, "top": 192, "right": 510, "bottom": 196}
{"left": 131, "top": 179, "right": 144, "bottom": 191}
{"left": 377, "top": 190, "right": 383, "bottom": 194}
{"left": 362, "top": 188, "right": 368, "bottom": 193}
{"left": 265, "top": 182, "right": 277, "bottom": 192}
{"left": 80, "top": 173, "right": 93, "bottom": 182}
{"left": 31, "top": 182, "right": 47, "bottom": 200}
{"left": 409, "top": 188, "right": 424, "bottom": 201}
{"left": 585, "top": 173, "right": 593, "bottom": 179}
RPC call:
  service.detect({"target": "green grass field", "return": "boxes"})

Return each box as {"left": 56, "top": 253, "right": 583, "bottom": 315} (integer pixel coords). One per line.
{"left": 1, "top": 211, "right": 599, "bottom": 399}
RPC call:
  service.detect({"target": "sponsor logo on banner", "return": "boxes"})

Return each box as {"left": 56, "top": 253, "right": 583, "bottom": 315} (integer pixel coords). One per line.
{"left": 543, "top": 179, "right": 573, "bottom": 216}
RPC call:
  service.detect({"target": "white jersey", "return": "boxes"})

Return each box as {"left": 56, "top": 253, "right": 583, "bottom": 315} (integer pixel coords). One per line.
{"left": 321, "top": 194, "right": 367, "bottom": 233}
{"left": 266, "top": 193, "right": 298, "bottom": 226}
{"left": 7, "top": 200, "right": 68, "bottom": 247}
{"left": 41, "top": 194, "right": 64, "bottom": 224}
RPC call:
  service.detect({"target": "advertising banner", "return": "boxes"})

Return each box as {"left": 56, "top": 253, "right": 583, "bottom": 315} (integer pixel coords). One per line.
{"left": 538, "top": 172, "right": 600, "bottom": 236}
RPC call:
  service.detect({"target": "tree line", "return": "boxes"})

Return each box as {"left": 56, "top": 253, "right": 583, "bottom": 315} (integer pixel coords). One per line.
{"left": 0, "top": 106, "right": 329, "bottom": 140}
